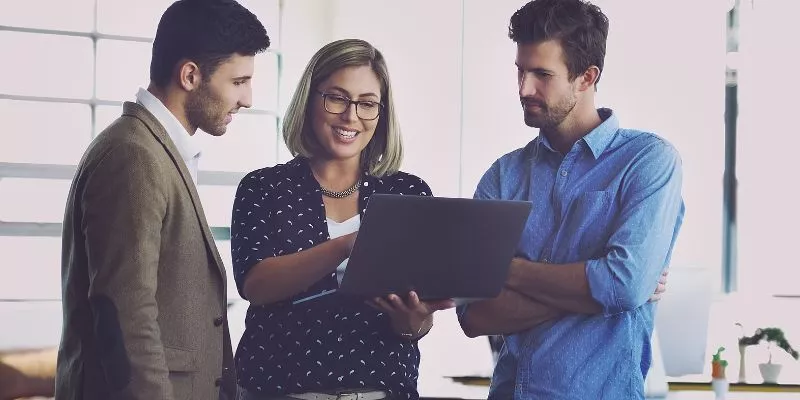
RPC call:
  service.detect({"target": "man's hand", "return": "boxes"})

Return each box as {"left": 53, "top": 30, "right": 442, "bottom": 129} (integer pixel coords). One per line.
{"left": 367, "top": 291, "right": 455, "bottom": 339}
{"left": 460, "top": 288, "right": 562, "bottom": 337}
{"left": 649, "top": 269, "right": 669, "bottom": 302}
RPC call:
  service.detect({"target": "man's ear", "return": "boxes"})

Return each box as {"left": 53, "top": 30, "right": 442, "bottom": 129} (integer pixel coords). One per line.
{"left": 577, "top": 66, "right": 601, "bottom": 92}
{"left": 177, "top": 60, "right": 202, "bottom": 91}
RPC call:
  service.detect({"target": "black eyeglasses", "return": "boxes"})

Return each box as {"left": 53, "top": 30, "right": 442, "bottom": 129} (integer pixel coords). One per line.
{"left": 316, "top": 90, "right": 383, "bottom": 121}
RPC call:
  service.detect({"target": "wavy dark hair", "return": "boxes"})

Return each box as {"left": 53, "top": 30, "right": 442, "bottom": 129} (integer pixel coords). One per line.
{"left": 150, "top": 0, "right": 271, "bottom": 87}
{"left": 509, "top": 0, "right": 609, "bottom": 86}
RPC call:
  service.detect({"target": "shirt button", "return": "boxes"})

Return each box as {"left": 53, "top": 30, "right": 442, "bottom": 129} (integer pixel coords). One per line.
{"left": 338, "top": 336, "right": 343, "bottom": 342}
{"left": 542, "top": 258, "right": 549, "bottom": 263}
{"left": 560, "top": 170, "right": 568, "bottom": 177}
{"left": 213, "top": 316, "right": 224, "bottom": 327}
{"left": 363, "top": 181, "right": 369, "bottom": 187}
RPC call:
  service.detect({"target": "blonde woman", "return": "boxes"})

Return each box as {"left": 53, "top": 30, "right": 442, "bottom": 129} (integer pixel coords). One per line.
{"left": 231, "top": 39, "right": 454, "bottom": 400}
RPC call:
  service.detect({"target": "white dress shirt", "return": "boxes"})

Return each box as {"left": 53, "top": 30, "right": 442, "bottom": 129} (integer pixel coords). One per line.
{"left": 135, "top": 88, "right": 202, "bottom": 184}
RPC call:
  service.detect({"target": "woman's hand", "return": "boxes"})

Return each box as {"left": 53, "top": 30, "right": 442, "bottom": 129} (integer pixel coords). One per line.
{"left": 367, "top": 291, "right": 456, "bottom": 339}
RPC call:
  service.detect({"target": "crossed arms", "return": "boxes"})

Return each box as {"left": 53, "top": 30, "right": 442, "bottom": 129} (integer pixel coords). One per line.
{"left": 460, "top": 143, "right": 684, "bottom": 337}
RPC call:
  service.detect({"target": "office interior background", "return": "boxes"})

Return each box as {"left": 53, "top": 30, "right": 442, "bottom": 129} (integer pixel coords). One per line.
{"left": 1, "top": 0, "right": 799, "bottom": 398}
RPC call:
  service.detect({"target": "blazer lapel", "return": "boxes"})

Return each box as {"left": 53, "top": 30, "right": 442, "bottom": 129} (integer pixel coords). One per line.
{"left": 121, "top": 102, "right": 227, "bottom": 281}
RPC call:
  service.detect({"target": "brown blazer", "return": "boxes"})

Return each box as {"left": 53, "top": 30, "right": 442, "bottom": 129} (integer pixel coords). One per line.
{"left": 56, "top": 102, "right": 236, "bottom": 400}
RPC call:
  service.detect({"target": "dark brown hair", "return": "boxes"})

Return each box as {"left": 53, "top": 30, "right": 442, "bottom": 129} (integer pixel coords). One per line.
{"left": 509, "top": 0, "right": 609, "bottom": 86}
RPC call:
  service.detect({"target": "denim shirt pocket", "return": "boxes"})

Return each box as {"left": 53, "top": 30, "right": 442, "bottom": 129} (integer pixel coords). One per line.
{"left": 564, "top": 190, "right": 614, "bottom": 258}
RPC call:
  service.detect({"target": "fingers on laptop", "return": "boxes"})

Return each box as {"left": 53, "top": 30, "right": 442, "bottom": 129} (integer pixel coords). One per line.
{"left": 367, "top": 295, "right": 407, "bottom": 313}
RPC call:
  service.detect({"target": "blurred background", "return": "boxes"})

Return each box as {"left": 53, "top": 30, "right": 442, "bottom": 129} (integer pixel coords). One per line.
{"left": 1, "top": 0, "right": 799, "bottom": 398}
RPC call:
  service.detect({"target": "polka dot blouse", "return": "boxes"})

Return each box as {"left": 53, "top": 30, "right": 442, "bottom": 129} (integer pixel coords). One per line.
{"left": 231, "top": 156, "right": 433, "bottom": 399}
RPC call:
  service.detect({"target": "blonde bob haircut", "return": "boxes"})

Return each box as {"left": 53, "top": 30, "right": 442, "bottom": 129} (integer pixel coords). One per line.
{"left": 282, "top": 39, "right": 403, "bottom": 177}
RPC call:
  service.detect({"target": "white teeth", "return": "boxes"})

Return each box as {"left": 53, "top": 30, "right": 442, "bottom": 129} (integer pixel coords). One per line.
{"left": 334, "top": 127, "right": 358, "bottom": 139}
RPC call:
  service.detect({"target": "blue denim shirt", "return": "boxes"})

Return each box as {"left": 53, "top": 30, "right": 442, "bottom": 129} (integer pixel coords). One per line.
{"left": 464, "top": 109, "right": 685, "bottom": 399}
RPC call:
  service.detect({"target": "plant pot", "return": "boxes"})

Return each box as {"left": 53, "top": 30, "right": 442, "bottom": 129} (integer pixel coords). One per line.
{"left": 711, "top": 362, "right": 726, "bottom": 379}
{"left": 759, "top": 362, "right": 782, "bottom": 384}
{"left": 712, "top": 378, "right": 729, "bottom": 399}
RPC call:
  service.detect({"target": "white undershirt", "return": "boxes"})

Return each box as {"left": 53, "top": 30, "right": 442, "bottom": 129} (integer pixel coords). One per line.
{"left": 135, "top": 88, "right": 202, "bottom": 184}
{"left": 326, "top": 214, "right": 360, "bottom": 285}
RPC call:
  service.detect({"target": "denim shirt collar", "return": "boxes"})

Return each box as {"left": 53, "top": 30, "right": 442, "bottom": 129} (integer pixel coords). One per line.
{"left": 582, "top": 108, "right": 618, "bottom": 159}
{"left": 536, "top": 108, "right": 618, "bottom": 159}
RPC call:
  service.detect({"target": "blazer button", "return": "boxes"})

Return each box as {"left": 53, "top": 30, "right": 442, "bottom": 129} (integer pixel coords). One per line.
{"left": 213, "top": 316, "right": 224, "bottom": 327}
{"left": 215, "top": 377, "right": 223, "bottom": 387}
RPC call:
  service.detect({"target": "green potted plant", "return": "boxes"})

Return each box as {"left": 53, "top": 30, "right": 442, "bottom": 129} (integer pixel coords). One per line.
{"left": 739, "top": 327, "right": 799, "bottom": 384}
{"left": 711, "top": 346, "right": 729, "bottom": 379}
{"left": 711, "top": 347, "right": 729, "bottom": 398}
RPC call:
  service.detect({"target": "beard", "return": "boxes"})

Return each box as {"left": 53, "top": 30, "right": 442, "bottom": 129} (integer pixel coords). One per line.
{"left": 522, "top": 93, "right": 577, "bottom": 129}
{"left": 185, "top": 82, "right": 230, "bottom": 136}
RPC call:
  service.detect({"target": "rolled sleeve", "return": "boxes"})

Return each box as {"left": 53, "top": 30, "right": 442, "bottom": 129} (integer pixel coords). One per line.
{"left": 230, "top": 170, "right": 277, "bottom": 299}
{"left": 586, "top": 142, "right": 685, "bottom": 316}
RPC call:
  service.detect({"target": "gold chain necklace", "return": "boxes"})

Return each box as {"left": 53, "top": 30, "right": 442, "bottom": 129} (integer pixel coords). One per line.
{"left": 320, "top": 177, "right": 362, "bottom": 198}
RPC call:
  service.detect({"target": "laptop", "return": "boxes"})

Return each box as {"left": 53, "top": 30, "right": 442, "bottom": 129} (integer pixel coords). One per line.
{"left": 338, "top": 194, "right": 532, "bottom": 301}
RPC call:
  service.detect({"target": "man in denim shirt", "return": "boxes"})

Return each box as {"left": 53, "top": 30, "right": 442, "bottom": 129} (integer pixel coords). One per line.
{"left": 457, "top": 0, "right": 685, "bottom": 398}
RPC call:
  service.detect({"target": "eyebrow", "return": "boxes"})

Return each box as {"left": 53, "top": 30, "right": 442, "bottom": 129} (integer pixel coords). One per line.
{"left": 327, "top": 86, "right": 380, "bottom": 100}
{"left": 233, "top": 75, "right": 252, "bottom": 81}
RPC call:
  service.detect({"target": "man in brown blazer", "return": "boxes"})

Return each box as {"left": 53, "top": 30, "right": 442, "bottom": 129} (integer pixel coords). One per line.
{"left": 57, "top": 1, "right": 270, "bottom": 399}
